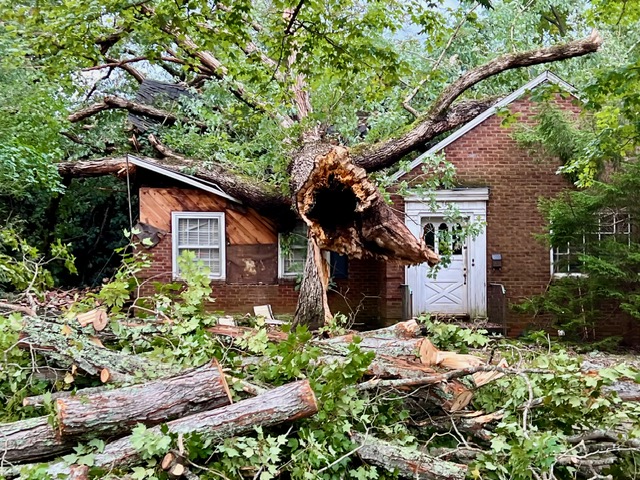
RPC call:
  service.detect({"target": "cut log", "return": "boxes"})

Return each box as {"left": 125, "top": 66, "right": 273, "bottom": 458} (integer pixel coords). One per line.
{"left": 207, "top": 324, "right": 288, "bottom": 342}
{"left": 55, "top": 359, "right": 231, "bottom": 437}
{"left": 23, "top": 385, "right": 109, "bottom": 408}
{"left": 19, "top": 316, "right": 176, "bottom": 383}
{"left": 0, "top": 416, "right": 74, "bottom": 464}
{"left": 318, "top": 336, "right": 426, "bottom": 360}
{"left": 352, "top": 432, "right": 467, "bottom": 480}
{"left": 325, "top": 320, "right": 422, "bottom": 342}
{"left": 45, "top": 380, "right": 317, "bottom": 475}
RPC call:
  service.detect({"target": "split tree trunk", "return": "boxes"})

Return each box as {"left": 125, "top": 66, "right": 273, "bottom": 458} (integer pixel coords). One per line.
{"left": 352, "top": 433, "right": 467, "bottom": 480}
{"left": 55, "top": 359, "right": 231, "bottom": 437}
{"left": 290, "top": 144, "right": 439, "bottom": 328}
{"left": 43, "top": 380, "right": 317, "bottom": 476}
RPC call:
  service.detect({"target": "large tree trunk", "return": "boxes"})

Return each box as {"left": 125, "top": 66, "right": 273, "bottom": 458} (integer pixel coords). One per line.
{"left": 55, "top": 359, "right": 231, "bottom": 437}
{"left": 0, "top": 417, "right": 74, "bottom": 464}
{"left": 290, "top": 144, "right": 438, "bottom": 327}
{"left": 40, "top": 380, "right": 317, "bottom": 477}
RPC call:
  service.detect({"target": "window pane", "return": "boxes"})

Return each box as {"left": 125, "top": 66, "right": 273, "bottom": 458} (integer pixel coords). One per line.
{"left": 178, "top": 218, "right": 220, "bottom": 247}
{"left": 175, "top": 214, "right": 223, "bottom": 278}
{"left": 452, "top": 223, "right": 463, "bottom": 255}
{"left": 438, "top": 222, "right": 449, "bottom": 255}
{"left": 423, "top": 223, "right": 435, "bottom": 251}
{"left": 280, "top": 223, "right": 308, "bottom": 276}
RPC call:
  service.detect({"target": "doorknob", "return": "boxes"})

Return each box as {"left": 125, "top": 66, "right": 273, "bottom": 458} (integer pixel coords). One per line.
{"left": 463, "top": 273, "right": 467, "bottom": 285}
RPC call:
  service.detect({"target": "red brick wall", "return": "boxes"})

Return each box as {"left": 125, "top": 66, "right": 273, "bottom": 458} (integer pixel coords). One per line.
{"left": 137, "top": 188, "right": 383, "bottom": 320}
{"left": 384, "top": 95, "right": 640, "bottom": 343}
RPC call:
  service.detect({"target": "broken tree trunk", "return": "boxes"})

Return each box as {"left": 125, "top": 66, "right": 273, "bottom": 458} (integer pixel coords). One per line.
{"left": 55, "top": 359, "right": 231, "bottom": 437}
{"left": 43, "top": 380, "right": 317, "bottom": 476}
{"left": 352, "top": 433, "right": 467, "bottom": 480}
{"left": 19, "top": 316, "right": 176, "bottom": 383}
{"left": 0, "top": 416, "right": 74, "bottom": 464}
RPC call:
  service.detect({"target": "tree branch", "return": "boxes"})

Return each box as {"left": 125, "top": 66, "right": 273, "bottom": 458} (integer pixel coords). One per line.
{"left": 428, "top": 30, "right": 601, "bottom": 118}
{"left": 354, "top": 31, "right": 602, "bottom": 172}
{"left": 68, "top": 96, "right": 208, "bottom": 131}
{"left": 57, "top": 156, "right": 295, "bottom": 227}
{"left": 139, "top": 5, "right": 295, "bottom": 127}
{"left": 353, "top": 97, "right": 497, "bottom": 171}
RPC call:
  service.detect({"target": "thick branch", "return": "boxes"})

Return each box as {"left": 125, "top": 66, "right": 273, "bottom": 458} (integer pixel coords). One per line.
{"left": 56, "top": 156, "right": 296, "bottom": 226}
{"left": 429, "top": 30, "right": 601, "bottom": 117}
{"left": 68, "top": 95, "right": 207, "bottom": 130}
{"left": 354, "top": 31, "right": 602, "bottom": 172}
{"left": 353, "top": 98, "right": 496, "bottom": 171}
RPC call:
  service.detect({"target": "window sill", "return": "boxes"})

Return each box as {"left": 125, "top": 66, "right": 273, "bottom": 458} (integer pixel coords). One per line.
{"left": 552, "top": 272, "right": 588, "bottom": 279}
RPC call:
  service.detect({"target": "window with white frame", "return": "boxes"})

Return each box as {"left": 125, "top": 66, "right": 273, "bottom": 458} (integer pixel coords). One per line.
{"left": 552, "top": 209, "right": 631, "bottom": 275}
{"left": 278, "top": 223, "right": 308, "bottom": 278}
{"left": 172, "top": 212, "right": 225, "bottom": 279}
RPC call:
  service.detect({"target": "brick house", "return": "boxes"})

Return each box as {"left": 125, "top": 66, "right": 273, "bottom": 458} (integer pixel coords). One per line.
{"left": 133, "top": 71, "right": 639, "bottom": 339}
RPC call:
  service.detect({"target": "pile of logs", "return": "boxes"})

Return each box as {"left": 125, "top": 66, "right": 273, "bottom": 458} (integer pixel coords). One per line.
{"left": 2, "top": 312, "right": 638, "bottom": 479}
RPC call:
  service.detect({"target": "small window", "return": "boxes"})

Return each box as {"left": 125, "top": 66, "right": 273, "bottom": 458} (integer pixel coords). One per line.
{"left": 423, "top": 223, "right": 435, "bottom": 251}
{"left": 329, "top": 252, "right": 349, "bottom": 279}
{"left": 172, "top": 212, "right": 225, "bottom": 279}
{"left": 551, "top": 209, "right": 631, "bottom": 276}
{"left": 279, "top": 223, "right": 308, "bottom": 278}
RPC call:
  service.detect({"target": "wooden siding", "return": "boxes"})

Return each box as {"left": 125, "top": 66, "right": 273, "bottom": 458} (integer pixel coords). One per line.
{"left": 140, "top": 187, "right": 276, "bottom": 245}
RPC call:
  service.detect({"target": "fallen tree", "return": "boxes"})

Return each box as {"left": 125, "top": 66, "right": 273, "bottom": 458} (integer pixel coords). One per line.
{"left": 39, "top": 380, "right": 318, "bottom": 477}
{"left": 54, "top": 359, "right": 231, "bottom": 437}
{"left": 50, "top": 8, "right": 602, "bottom": 328}
{"left": 18, "top": 315, "right": 176, "bottom": 383}
{"left": 352, "top": 432, "right": 468, "bottom": 480}
{"left": 2, "top": 307, "right": 640, "bottom": 479}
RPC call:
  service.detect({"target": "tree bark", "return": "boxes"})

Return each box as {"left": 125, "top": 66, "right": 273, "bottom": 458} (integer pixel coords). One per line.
{"left": 207, "top": 324, "right": 289, "bottom": 342}
{"left": 56, "top": 155, "right": 296, "bottom": 228}
{"left": 289, "top": 144, "right": 438, "bottom": 327}
{"left": 292, "top": 234, "right": 331, "bottom": 329}
{"left": 0, "top": 416, "right": 74, "bottom": 464}
{"left": 352, "top": 433, "right": 467, "bottom": 480}
{"left": 19, "top": 316, "right": 176, "bottom": 383}
{"left": 55, "top": 359, "right": 231, "bottom": 437}
{"left": 43, "top": 380, "right": 317, "bottom": 475}
{"left": 23, "top": 385, "right": 108, "bottom": 408}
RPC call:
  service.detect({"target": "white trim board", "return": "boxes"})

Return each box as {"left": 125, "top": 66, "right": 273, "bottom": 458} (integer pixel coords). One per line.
{"left": 404, "top": 187, "right": 489, "bottom": 203}
{"left": 171, "top": 211, "right": 226, "bottom": 280}
{"left": 391, "top": 71, "right": 578, "bottom": 182}
{"left": 128, "top": 155, "right": 242, "bottom": 204}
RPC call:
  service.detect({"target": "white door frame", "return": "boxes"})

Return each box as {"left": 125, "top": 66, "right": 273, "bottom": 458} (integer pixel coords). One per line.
{"left": 405, "top": 188, "right": 488, "bottom": 318}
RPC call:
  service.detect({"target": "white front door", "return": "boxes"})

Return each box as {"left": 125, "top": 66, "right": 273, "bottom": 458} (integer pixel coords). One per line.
{"left": 405, "top": 189, "right": 488, "bottom": 319}
{"left": 420, "top": 218, "right": 467, "bottom": 314}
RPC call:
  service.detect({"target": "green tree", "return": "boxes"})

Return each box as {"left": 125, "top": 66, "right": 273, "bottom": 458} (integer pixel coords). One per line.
{"left": 0, "top": 0, "right": 607, "bottom": 326}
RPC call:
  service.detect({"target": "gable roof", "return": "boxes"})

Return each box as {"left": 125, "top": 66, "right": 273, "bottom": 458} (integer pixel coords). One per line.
{"left": 390, "top": 71, "right": 577, "bottom": 182}
{"left": 127, "top": 155, "right": 242, "bottom": 204}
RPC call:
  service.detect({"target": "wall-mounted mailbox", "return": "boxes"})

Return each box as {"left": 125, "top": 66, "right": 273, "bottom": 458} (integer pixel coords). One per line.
{"left": 491, "top": 253, "right": 503, "bottom": 270}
